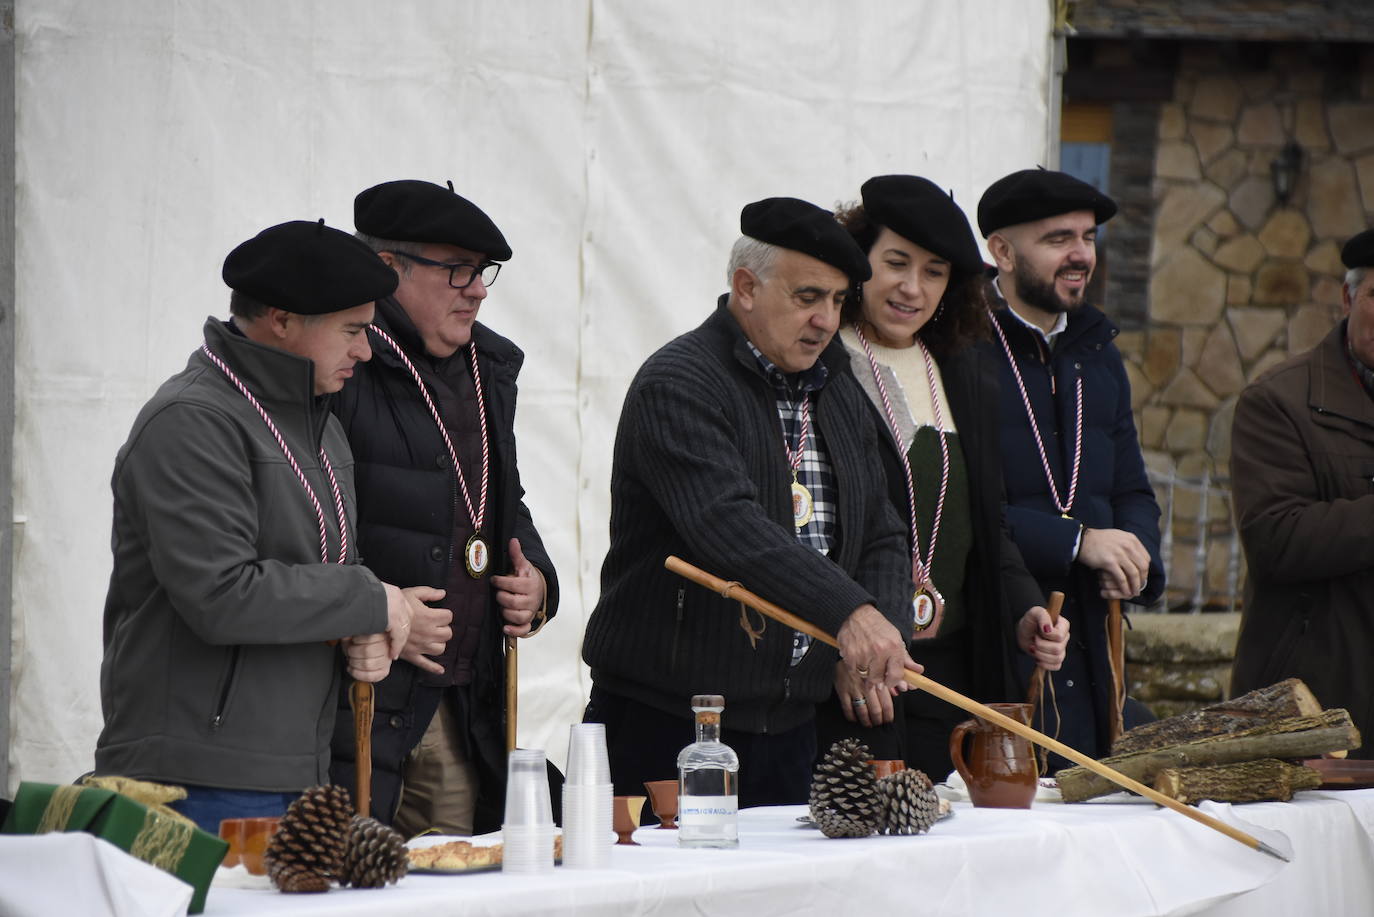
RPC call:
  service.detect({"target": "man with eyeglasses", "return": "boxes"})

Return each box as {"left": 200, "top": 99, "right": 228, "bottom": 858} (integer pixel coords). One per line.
{"left": 328, "top": 179, "right": 559, "bottom": 837}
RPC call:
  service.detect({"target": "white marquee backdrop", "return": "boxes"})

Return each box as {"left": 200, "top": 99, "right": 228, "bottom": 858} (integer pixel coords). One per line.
{"left": 9, "top": 0, "right": 1051, "bottom": 790}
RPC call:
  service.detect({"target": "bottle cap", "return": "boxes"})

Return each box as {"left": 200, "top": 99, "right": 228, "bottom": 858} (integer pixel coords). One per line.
{"left": 690, "top": 695, "right": 725, "bottom": 709}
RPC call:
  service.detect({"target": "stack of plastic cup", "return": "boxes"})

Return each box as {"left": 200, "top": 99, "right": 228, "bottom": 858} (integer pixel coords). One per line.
{"left": 561, "top": 723, "right": 613, "bottom": 869}
{"left": 502, "top": 748, "right": 556, "bottom": 874}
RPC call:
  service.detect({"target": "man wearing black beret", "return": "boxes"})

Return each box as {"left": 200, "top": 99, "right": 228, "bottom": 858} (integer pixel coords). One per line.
{"left": 330, "top": 180, "right": 558, "bottom": 837}
{"left": 977, "top": 169, "right": 1164, "bottom": 768}
{"left": 1231, "top": 228, "right": 1374, "bottom": 757}
{"left": 582, "top": 197, "right": 919, "bottom": 808}
{"left": 95, "top": 221, "right": 429, "bottom": 831}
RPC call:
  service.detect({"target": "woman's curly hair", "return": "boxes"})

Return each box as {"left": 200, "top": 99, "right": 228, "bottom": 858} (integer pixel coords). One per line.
{"left": 835, "top": 200, "right": 991, "bottom": 362}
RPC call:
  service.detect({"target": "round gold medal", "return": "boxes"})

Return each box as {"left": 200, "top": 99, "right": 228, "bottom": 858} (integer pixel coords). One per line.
{"left": 791, "top": 480, "right": 814, "bottom": 529}
{"left": 912, "top": 583, "right": 945, "bottom": 634}
{"left": 465, "top": 534, "right": 490, "bottom": 578}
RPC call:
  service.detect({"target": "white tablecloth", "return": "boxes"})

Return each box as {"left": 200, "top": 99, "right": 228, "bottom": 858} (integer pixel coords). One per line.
{"left": 196, "top": 789, "right": 1374, "bottom": 917}
{"left": 0, "top": 831, "right": 194, "bottom": 917}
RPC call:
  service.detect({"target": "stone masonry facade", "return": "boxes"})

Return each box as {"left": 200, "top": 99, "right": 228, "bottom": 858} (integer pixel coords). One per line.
{"left": 1110, "top": 46, "right": 1374, "bottom": 611}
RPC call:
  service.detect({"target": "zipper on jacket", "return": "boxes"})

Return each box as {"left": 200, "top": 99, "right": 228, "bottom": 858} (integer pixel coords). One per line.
{"left": 210, "top": 646, "right": 243, "bottom": 730}
{"left": 669, "top": 588, "right": 685, "bottom": 670}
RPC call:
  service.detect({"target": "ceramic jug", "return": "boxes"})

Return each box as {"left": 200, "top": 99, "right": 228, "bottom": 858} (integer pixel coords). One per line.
{"left": 948, "top": 702, "right": 1038, "bottom": 808}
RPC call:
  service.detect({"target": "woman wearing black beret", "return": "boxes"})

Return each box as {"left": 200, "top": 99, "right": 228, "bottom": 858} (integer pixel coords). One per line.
{"left": 817, "top": 176, "right": 1068, "bottom": 780}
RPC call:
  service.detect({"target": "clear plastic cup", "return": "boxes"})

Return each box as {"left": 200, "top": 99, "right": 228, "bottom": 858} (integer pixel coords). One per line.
{"left": 565, "top": 723, "right": 612, "bottom": 786}
{"left": 504, "top": 748, "right": 554, "bottom": 828}
{"left": 502, "top": 823, "right": 556, "bottom": 874}
{"left": 560, "top": 783, "right": 613, "bottom": 869}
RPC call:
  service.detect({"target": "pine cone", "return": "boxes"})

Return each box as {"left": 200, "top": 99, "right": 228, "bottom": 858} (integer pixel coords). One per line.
{"left": 339, "top": 815, "right": 409, "bottom": 888}
{"left": 265, "top": 784, "right": 354, "bottom": 893}
{"left": 808, "top": 739, "right": 881, "bottom": 838}
{"left": 271, "top": 862, "right": 331, "bottom": 894}
{"left": 875, "top": 769, "right": 941, "bottom": 835}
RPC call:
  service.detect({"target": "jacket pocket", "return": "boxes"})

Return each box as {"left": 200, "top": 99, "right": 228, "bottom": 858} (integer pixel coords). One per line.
{"left": 209, "top": 646, "right": 242, "bottom": 731}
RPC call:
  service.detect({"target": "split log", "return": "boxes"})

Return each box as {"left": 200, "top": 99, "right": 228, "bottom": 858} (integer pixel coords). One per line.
{"left": 1153, "top": 759, "right": 1322, "bottom": 805}
{"left": 1112, "top": 678, "right": 1323, "bottom": 755}
{"left": 1058, "top": 708, "right": 1360, "bottom": 802}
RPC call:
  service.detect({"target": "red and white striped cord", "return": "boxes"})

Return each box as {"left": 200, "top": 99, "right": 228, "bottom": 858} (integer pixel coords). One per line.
{"left": 199, "top": 344, "right": 348, "bottom": 564}
{"left": 781, "top": 393, "right": 812, "bottom": 478}
{"left": 852, "top": 325, "right": 949, "bottom": 587}
{"left": 988, "top": 312, "right": 1083, "bottom": 515}
{"left": 367, "top": 324, "right": 489, "bottom": 532}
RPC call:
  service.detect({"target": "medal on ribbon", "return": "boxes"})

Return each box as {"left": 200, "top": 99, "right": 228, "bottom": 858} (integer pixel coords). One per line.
{"left": 853, "top": 325, "right": 951, "bottom": 641}
{"left": 464, "top": 533, "right": 490, "bottom": 577}
{"left": 369, "top": 324, "right": 492, "bottom": 578}
{"left": 781, "top": 393, "right": 814, "bottom": 531}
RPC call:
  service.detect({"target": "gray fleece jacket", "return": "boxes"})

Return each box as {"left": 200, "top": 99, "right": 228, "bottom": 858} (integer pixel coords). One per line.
{"left": 96, "top": 317, "right": 387, "bottom": 791}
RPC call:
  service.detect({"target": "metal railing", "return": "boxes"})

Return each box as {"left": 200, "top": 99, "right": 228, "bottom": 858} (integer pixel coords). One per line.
{"left": 1146, "top": 466, "right": 1242, "bottom": 614}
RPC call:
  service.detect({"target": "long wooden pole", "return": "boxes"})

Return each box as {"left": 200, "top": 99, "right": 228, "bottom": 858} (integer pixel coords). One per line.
{"left": 664, "top": 555, "right": 1287, "bottom": 861}
{"left": 505, "top": 635, "right": 518, "bottom": 753}
{"left": 1107, "top": 598, "right": 1126, "bottom": 745}
{"left": 349, "top": 681, "right": 374, "bottom": 818}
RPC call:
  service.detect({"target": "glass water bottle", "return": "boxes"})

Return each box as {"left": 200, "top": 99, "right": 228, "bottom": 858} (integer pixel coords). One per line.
{"left": 677, "top": 694, "right": 740, "bottom": 848}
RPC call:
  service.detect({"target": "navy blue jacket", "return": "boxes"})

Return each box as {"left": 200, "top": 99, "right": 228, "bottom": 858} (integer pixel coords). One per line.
{"left": 980, "top": 303, "right": 1163, "bottom": 754}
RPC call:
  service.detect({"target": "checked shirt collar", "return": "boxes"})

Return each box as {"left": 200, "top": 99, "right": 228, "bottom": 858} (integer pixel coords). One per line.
{"left": 746, "top": 341, "right": 834, "bottom": 665}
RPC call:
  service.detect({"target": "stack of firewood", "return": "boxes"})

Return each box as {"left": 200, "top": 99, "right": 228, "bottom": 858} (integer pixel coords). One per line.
{"left": 1056, "top": 678, "right": 1361, "bottom": 804}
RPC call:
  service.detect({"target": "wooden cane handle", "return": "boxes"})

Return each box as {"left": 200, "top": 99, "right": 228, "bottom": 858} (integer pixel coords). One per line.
{"left": 663, "top": 556, "right": 1285, "bottom": 861}
{"left": 350, "top": 680, "right": 375, "bottom": 818}
{"left": 1024, "top": 591, "right": 1064, "bottom": 709}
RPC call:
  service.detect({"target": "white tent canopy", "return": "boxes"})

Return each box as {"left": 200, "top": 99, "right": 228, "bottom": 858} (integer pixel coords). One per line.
{"left": 8, "top": 0, "right": 1053, "bottom": 791}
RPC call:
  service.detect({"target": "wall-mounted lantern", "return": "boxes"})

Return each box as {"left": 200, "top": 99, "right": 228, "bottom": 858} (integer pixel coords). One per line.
{"left": 1270, "top": 141, "right": 1303, "bottom": 206}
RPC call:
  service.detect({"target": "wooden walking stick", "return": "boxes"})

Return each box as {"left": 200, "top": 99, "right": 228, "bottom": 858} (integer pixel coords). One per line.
{"left": 664, "top": 555, "right": 1287, "bottom": 861}
{"left": 505, "top": 635, "right": 518, "bottom": 753}
{"left": 1107, "top": 597, "right": 1126, "bottom": 746}
{"left": 1025, "top": 591, "right": 1065, "bottom": 710}
{"left": 349, "top": 680, "right": 375, "bottom": 818}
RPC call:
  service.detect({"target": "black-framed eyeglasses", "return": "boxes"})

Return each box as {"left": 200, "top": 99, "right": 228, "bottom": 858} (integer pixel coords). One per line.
{"left": 386, "top": 251, "right": 501, "bottom": 290}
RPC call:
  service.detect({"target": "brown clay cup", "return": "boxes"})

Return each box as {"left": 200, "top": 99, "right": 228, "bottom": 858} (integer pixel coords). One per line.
{"left": 613, "top": 795, "right": 647, "bottom": 845}
{"left": 948, "top": 702, "right": 1038, "bottom": 809}
{"left": 869, "top": 759, "right": 907, "bottom": 780}
{"left": 218, "top": 819, "right": 242, "bottom": 868}
{"left": 219, "top": 816, "right": 282, "bottom": 875}
{"left": 644, "top": 779, "right": 679, "bottom": 829}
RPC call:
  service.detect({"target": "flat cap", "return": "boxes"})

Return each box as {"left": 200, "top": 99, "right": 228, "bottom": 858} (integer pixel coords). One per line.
{"left": 355, "top": 179, "right": 512, "bottom": 261}
{"left": 741, "top": 197, "right": 871, "bottom": 282}
{"left": 977, "top": 168, "right": 1117, "bottom": 238}
{"left": 1341, "top": 229, "right": 1374, "bottom": 269}
{"left": 222, "top": 219, "right": 397, "bottom": 315}
{"left": 861, "top": 175, "right": 984, "bottom": 275}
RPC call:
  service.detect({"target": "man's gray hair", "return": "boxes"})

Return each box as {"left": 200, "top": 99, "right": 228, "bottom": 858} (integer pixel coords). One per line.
{"left": 727, "top": 236, "right": 780, "bottom": 286}
{"left": 1346, "top": 267, "right": 1368, "bottom": 296}
{"left": 355, "top": 233, "right": 427, "bottom": 275}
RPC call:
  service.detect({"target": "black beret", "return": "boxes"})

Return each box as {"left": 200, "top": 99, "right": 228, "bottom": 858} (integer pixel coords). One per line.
{"left": 740, "top": 197, "right": 871, "bottom": 283}
{"left": 977, "top": 168, "right": 1118, "bottom": 238}
{"left": 861, "top": 175, "right": 984, "bottom": 275}
{"left": 1341, "top": 229, "right": 1374, "bottom": 269}
{"left": 222, "top": 219, "right": 398, "bottom": 315}
{"left": 354, "top": 179, "right": 512, "bottom": 261}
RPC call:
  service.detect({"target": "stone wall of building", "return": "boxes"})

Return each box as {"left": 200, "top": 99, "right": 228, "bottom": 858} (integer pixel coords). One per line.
{"left": 1112, "top": 45, "right": 1374, "bottom": 609}
{"left": 1126, "top": 611, "right": 1240, "bottom": 720}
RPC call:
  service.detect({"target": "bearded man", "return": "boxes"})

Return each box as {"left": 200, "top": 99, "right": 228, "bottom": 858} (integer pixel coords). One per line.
{"left": 976, "top": 169, "right": 1164, "bottom": 768}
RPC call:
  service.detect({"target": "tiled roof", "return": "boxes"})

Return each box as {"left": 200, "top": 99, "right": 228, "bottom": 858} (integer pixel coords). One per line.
{"left": 1068, "top": 0, "right": 1374, "bottom": 42}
